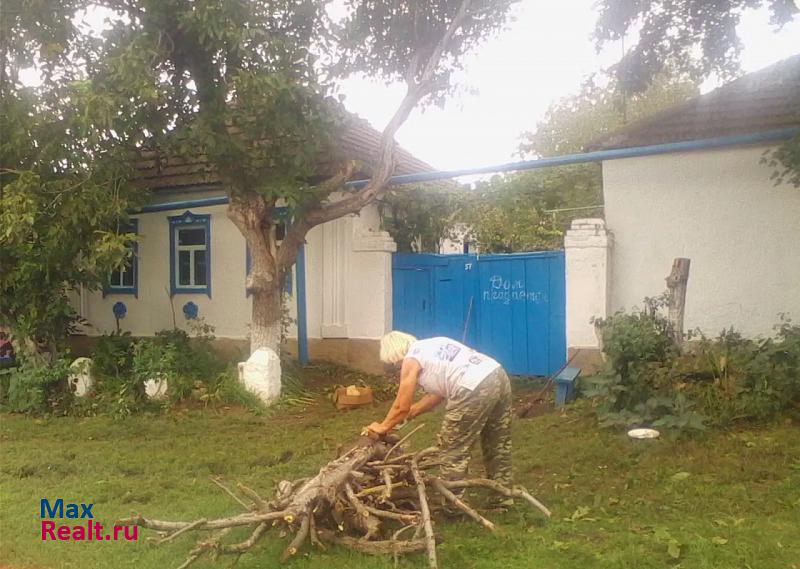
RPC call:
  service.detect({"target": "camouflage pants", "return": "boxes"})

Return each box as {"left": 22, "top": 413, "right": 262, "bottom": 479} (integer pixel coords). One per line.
{"left": 437, "top": 367, "right": 512, "bottom": 486}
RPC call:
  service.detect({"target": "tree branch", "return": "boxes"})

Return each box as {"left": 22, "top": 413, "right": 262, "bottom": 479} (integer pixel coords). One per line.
{"left": 293, "top": 0, "right": 474, "bottom": 239}
{"left": 276, "top": 160, "right": 358, "bottom": 271}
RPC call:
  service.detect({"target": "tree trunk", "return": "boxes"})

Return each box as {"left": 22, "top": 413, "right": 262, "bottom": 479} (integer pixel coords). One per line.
{"left": 226, "top": 193, "right": 287, "bottom": 355}
{"left": 250, "top": 284, "right": 282, "bottom": 354}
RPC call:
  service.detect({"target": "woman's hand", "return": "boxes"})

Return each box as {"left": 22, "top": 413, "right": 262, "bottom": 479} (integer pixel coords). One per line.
{"left": 364, "top": 422, "right": 389, "bottom": 436}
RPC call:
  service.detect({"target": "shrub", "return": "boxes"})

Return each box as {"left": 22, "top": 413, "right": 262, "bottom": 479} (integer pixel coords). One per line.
{"left": 3, "top": 358, "right": 73, "bottom": 414}
{"left": 585, "top": 303, "right": 800, "bottom": 432}
{"left": 91, "top": 331, "right": 135, "bottom": 380}
{"left": 89, "top": 321, "right": 228, "bottom": 416}
{"left": 685, "top": 320, "right": 800, "bottom": 425}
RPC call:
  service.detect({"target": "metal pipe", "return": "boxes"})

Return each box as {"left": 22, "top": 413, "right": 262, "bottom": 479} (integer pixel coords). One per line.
{"left": 345, "top": 127, "right": 799, "bottom": 189}
{"left": 295, "top": 243, "right": 309, "bottom": 364}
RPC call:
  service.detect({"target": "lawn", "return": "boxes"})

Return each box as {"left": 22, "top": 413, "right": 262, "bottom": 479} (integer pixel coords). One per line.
{"left": 1, "top": 377, "right": 799, "bottom": 569}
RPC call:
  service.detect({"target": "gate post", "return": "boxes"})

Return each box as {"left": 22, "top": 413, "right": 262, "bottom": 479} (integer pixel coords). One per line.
{"left": 564, "top": 218, "right": 611, "bottom": 373}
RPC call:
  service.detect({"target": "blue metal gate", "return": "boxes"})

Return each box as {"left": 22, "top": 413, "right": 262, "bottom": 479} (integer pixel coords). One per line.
{"left": 392, "top": 251, "right": 566, "bottom": 376}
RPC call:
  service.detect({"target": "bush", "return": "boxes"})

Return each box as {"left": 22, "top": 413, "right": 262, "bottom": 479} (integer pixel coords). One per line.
{"left": 88, "top": 321, "right": 228, "bottom": 416}
{"left": 2, "top": 358, "right": 73, "bottom": 414}
{"left": 92, "top": 331, "right": 136, "bottom": 380}
{"left": 684, "top": 320, "right": 800, "bottom": 425}
{"left": 585, "top": 303, "right": 800, "bottom": 432}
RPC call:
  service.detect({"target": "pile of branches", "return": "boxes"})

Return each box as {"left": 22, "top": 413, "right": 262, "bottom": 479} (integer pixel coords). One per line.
{"left": 120, "top": 427, "right": 550, "bottom": 569}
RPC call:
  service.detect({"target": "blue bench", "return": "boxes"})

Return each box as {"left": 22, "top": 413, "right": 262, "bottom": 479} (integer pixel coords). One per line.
{"left": 554, "top": 367, "right": 581, "bottom": 407}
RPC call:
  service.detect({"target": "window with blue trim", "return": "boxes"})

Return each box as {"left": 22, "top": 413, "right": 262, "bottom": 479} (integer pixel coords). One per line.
{"left": 169, "top": 211, "right": 211, "bottom": 296}
{"left": 105, "top": 219, "right": 138, "bottom": 296}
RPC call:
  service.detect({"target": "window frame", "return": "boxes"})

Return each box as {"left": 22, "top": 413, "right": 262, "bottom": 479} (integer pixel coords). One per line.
{"left": 104, "top": 219, "right": 139, "bottom": 297}
{"left": 169, "top": 211, "right": 211, "bottom": 297}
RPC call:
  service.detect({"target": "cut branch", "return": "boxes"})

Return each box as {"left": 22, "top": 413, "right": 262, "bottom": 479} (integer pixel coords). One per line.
{"left": 431, "top": 479, "right": 496, "bottom": 532}
{"left": 439, "top": 479, "right": 552, "bottom": 518}
{"left": 411, "top": 448, "right": 438, "bottom": 569}
{"left": 159, "top": 518, "right": 208, "bottom": 545}
{"left": 281, "top": 514, "right": 311, "bottom": 562}
{"left": 316, "top": 529, "right": 431, "bottom": 555}
{"left": 210, "top": 477, "right": 253, "bottom": 511}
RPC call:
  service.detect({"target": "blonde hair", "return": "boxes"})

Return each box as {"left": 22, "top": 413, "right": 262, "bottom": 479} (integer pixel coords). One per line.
{"left": 379, "top": 331, "right": 418, "bottom": 364}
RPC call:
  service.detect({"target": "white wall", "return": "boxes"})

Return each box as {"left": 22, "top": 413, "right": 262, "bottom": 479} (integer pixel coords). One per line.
{"left": 603, "top": 144, "right": 800, "bottom": 337}
{"left": 80, "top": 203, "right": 254, "bottom": 339}
{"left": 78, "top": 200, "right": 395, "bottom": 342}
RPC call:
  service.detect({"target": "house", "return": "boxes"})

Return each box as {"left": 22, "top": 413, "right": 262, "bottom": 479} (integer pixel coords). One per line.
{"left": 71, "top": 116, "right": 436, "bottom": 373}
{"left": 566, "top": 54, "right": 800, "bottom": 365}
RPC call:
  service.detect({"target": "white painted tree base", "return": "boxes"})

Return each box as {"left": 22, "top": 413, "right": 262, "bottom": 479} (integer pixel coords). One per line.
{"left": 68, "top": 357, "right": 94, "bottom": 397}
{"left": 238, "top": 348, "right": 281, "bottom": 406}
{"left": 145, "top": 375, "right": 169, "bottom": 400}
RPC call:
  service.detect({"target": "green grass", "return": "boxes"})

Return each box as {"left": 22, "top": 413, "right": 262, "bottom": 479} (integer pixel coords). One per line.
{"left": 1, "top": 390, "right": 799, "bottom": 569}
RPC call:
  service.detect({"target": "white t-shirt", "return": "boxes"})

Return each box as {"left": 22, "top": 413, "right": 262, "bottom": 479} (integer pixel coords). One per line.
{"left": 405, "top": 337, "right": 501, "bottom": 399}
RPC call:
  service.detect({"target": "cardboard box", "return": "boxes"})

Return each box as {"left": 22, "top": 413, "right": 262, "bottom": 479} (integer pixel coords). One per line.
{"left": 333, "top": 386, "right": 374, "bottom": 410}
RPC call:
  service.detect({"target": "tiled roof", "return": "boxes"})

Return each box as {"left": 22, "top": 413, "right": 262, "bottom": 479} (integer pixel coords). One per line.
{"left": 589, "top": 54, "right": 800, "bottom": 151}
{"left": 135, "top": 114, "right": 437, "bottom": 192}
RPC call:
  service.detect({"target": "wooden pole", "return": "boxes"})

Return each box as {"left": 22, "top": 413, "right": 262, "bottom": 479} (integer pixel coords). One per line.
{"left": 665, "top": 258, "right": 691, "bottom": 343}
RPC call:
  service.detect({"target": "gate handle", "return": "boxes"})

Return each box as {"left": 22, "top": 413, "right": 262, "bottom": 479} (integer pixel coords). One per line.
{"left": 422, "top": 300, "right": 426, "bottom": 310}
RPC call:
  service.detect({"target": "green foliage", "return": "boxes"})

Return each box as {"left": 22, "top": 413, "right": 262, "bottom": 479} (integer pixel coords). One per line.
{"left": 594, "top": 0, "right": 798, "bottom": 94}
{"left": 519, "top": 75, "right": 699, "bottom": 158}
{"left": 593, "top": 295, "right": 676, "bottom": 385}
{"left": 336, "top": 0, "right": 515, "bottom": 103}
{"left": 0, "top": 168, "right": 140, "bottom": 352}
{"left": 456, "top": 174, "right": 564, "bottom": 252}
{"left": 91, "top": 331, "right": 136, "bottom": 381}
{"left": 683, "top": 320, "right": 800, "bottom": 425}
{"left": 1, "top": 4, "right": 143, "bottom": 352}
{"left": 88, "top": 322, "right": 228, "bottom": 417}
{"left": 451, "top": 76, "right": 698, "bottom": 252}
{"left": 764, "top": 132, "right": 800, "bottom": 188}
{"left": 586, "top": 303, "right": 800, "bottom": 431}
{"left": 3, "top": 358, "right": 73, "bottom": 414}
{"left": 380, "top": 185, "right": 462, "bottom": 252}
{"left": 213, "top": 368, "right": 266, "bottom": 413}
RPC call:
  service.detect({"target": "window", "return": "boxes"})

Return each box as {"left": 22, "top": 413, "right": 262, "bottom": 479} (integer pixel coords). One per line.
{"left": 169, "top": 211, "right": 211, "bottom": 296}
{"left": 105, "top": 219, "right": 138, "bottom": 296}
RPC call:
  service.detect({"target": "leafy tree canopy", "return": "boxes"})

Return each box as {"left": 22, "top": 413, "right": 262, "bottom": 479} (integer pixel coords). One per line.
{"left": 1, "top": 0, "right": 145, "bottom": 354}
{"left": 1, "top": 0, "right": 517, "bottom": 355}
{"left": 452, "top": 75, "right": 698, "bottom": 252}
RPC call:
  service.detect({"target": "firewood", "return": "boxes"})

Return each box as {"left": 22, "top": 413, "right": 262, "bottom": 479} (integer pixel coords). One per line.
{"left": 118, "top": 434, "right": 550, "bottom": 568}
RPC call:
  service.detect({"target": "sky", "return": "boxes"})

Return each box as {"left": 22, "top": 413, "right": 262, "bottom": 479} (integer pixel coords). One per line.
{"left": 336, "top": 1, "right": 800, "bottom": 171}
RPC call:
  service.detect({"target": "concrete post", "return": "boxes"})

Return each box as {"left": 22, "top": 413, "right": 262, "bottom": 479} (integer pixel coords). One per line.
{"left": 564, "top": 218, "right": 611, "bottom": 372}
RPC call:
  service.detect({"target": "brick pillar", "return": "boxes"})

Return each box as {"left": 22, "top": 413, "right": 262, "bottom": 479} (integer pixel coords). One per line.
{"left": 564, "top": 218, "right": 612, "bottom": 371}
